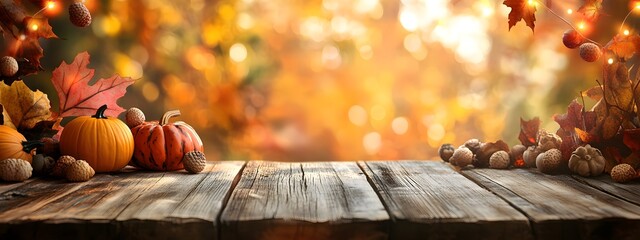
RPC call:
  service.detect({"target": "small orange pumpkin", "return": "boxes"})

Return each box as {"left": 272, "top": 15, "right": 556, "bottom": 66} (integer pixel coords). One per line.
{"left": 130, "top": 110, "right": 203, "bottom": 171}
{"left": 59, "top": 105, "right": 134, "bottom": 172}
{"left": 0, "top": 125, "right": 35, "bottom": 163}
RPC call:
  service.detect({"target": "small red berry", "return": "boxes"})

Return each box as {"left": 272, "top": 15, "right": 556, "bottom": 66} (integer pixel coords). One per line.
{"left": 0, "top": 56, "right": 18, "bottom": 77}
{"left": 562, "top": 30, "right": 584, "bottom": 49}
{"left": 69, "top": 2, "right": 91, "bottom": 28}
{"left": 579, "top": 43, "right": 601, "bottom": 62}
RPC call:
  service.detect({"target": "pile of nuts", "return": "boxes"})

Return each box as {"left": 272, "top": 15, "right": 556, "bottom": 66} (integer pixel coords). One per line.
{"left": 439, "top": 130, "right": 598, "bottom": 174}
{"left": 0, "top": 154, "right": 95, "bottom": 183}
{"left": 438, "top": 129, "right": 640, "bottom": 183}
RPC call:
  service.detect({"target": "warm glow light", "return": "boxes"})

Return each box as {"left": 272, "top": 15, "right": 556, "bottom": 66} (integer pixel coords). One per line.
{"left": 230, "top": 43, "right": 248, "bottom": 62}
{"left": 567, "top": 9, "right": 573, "bottom": 14}
{"left": 578, "top": 22, "right": 586, "bottom": 30}
{"left": 624, "top": 29, "right": 630, "bottom": 35}
{"left": 527, "top": 0, "right": 536, "bottom": 6}
{"left": 348, "top": 105, "right": 368, "bottom": 126}
{"left": 391, "top": 117, "right": 409, "bottom": 135}
{"left": 363, "top": 132, "right": 382, "bottom": 155}
{"left": 31, "top": 24, "right": 38, "bottom": 31}
{"left": 427, "top": 124, "right": 445, "bottom": 142}
{"left": 47, "top": 1, "right": 55, "bottom": 9}
{"left": 608, "top": 58, "right": 614, "bottom": 64}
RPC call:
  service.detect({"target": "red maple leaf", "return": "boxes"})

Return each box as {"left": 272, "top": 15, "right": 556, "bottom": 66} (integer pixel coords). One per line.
{"left": 504, "top": 0, "right": 537, "bottom": 31}
{"left": 518, "top": 117, "right": 540, "bottom": 146}
{"left": 552, "top": 99, "right": 598, "bottom": 160}
{"left": 51, "top": 52, "right": 135, "bottom": 118}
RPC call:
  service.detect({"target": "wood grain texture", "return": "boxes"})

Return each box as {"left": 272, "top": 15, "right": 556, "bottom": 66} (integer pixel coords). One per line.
{"left": 0, "top": 162, "right": 244, "bottom": 240}
{"left": 464, "top": 168, "right": 640, "bottom": 240}
{"left": 360, "top": 161, "right": 531, "bottom": 240}
{"left": 220, "top": 161, "right": 389, "bottom": 240}
{"left": 574, "top": 175, "right": 640, "bottom": 207}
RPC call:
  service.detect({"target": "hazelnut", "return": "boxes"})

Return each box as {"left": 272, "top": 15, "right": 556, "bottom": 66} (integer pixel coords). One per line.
{"left": 489, "top": 151, "right": 510, "bottom": 169}
{"left": 464, "top": 139, "right": 483, "bottom": 154}
{"left": 450, "top": 148, "right": 473, "bottom": 167}
{"left": 438, "top": 144, "right": 455, "bottom": 162}
{"left": 523, "top": 146, "right": 541, "bottom": 168}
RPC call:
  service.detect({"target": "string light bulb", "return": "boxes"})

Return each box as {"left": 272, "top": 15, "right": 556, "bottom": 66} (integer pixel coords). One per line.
{"left": 528, "top": 0, "right": 536, "bottom": 6}
{"left": 608, "top": 58, "right": 614, "bottom": 64}
{"left": 30, "top": 23, "right": 38, "bottom": 31}
{"left": 567, "top": 9, "right": 573, "bottom": 15}
{"left": 33, "top": 1, "right": 56, "bottom": 17}
{"left": 624, "top": 29, "right": 630, "bottom": 35}
{"left": 578, "top": 22, "right": 586, "bottom": 30}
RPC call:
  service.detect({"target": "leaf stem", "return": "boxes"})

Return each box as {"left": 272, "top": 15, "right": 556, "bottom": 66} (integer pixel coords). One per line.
{"left": 534, "top": 0, "right": 602, "bottom": 47}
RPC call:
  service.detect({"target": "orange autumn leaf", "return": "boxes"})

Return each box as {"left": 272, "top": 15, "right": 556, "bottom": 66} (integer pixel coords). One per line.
{"left": 504, "top": 0, "right": 537, "bottom": 31}
{"left": 605, "top": 33, "right": 640, "bottom": 60}
{"left": 51, "top": 52, "right": 135, "bottom": 118}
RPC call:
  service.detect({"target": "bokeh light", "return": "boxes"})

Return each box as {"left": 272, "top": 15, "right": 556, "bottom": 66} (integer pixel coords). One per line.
{"left": 24, "top": 0, "right": 631, "bottom": 161}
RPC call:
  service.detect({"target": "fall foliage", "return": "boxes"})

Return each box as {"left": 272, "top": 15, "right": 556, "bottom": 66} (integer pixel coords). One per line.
{"left": 512, "top": 0, "right": 640, "bottom": 173}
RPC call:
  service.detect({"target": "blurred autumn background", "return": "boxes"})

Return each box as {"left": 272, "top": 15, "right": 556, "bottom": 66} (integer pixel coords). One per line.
{"left": 20, "top": 0, "right": 640, "bottom": 161}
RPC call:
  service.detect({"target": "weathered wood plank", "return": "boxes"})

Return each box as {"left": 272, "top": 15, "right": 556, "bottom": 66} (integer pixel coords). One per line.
{"left": 360, "top": 160, "right": 531, "bottom": 240}
{"left": 464, "top": 168, "right": 640, "bottom": 240}
{"left": 0, "top": 179, "right": 35, "bottom": 194}
{"left": 574, "top": 175, "right": 640, "bottom": 207}
{"left": 220, "top": 161, "right": 389, "bottom": 240}
{"left": 0, "top": 162, "right": 245, "bottom": 240}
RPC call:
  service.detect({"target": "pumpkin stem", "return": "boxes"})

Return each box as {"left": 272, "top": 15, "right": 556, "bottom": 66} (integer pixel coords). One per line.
{"left": 93, "top": 105, "right": 109, "bottom": 119}
{"left": 161, "top": 110, "right": 181, "bottom": 125}
{"left": 22, "top": 140, "right": 43, "bottom": 154}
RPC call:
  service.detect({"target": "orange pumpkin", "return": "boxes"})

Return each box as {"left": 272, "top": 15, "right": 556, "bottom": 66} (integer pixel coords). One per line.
{"left": 59, "top": 105, "right": 134, "bottom": 172}
{"left": 130, "top": 110, "right": 203, "bottom": 171}
{"left": 0, "top": 125, "right": 34, "bottom": 163}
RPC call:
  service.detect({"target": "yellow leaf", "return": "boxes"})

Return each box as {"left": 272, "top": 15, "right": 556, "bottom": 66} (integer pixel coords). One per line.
{"left": 0, "top": 104, "right": 16, "bottom": 129}
{"left": 0, "top": 81, "right": 52, "bottom": 130}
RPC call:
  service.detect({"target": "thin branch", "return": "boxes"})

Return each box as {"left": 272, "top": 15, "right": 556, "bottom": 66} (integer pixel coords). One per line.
{"left": 535, "top": 0, "right": 602, "bottom": 47}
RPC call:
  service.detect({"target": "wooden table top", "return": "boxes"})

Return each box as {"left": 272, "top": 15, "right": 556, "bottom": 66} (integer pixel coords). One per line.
{"left": 1, "top": 160, "right": 640, "bottom": 240}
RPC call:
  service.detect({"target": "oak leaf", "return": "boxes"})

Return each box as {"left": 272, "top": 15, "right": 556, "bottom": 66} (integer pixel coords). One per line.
{"left": 504, "top": 0, "right": 537, "bottom": 31}
{"left": 0, "top": 80, "right": 51, "bottom": 130}
{"left": 51, "top": 52, "right": 135, "bottom": 118}
{"left": 577, "top": 0, "right": 603, "bottom": 22}
{"left": 518, "top": 117, "right": 540, "bottom": 146}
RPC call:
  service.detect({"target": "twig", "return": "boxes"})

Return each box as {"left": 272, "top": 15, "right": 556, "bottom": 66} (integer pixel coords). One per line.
{"left": 535, "top": 0, "right": 602, "bottom": 47}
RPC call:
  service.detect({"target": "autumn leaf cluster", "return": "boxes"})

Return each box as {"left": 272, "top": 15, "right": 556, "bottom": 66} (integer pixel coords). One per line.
{"left": 510, "top": 0, "right": 640, "bottom": 172}
{"left": 0, "top": 52, "right": 134, "bottom": 141}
